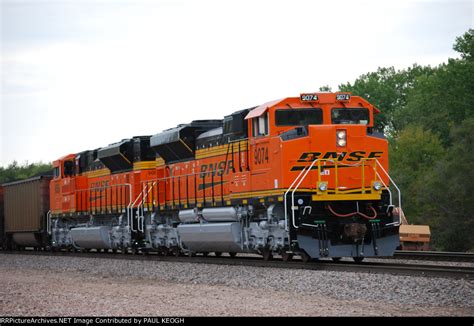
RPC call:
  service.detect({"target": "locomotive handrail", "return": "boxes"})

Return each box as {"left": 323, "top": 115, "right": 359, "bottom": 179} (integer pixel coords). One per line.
{"left": 284, "top": 164, "right": 311, "bottom": 232}
{"left": 315, "top": 158, "right": 379, "bottom": 194}
{"left": 375, "top": 159, "right": 402, "bottom": 226}
{"left": 291, "top": 159, "right": 319, "bottom": 229}
{"left": 145, "top": 169, "right": 226, "bottom": 182}
{"left": 374, "top": 171, "right": 393, "bottom": 207}
{"left": 373, "top": 169, "right": 401, "bottom": 226}
{"left": 75, "top": 183, "right": 133, "bottom": 229}
{"left": 143, "top": 168, "right": 228, "bottom": 207}
{"left": 129, "top": 186, "right": 146, "bottom": 233}
{"left": 286, "top": 158, "right": 387, "bottom": 229}
{"left": 77, "top": 183, "right": 133, "bottom": 212}
{"left": 46, "top": 210, "right": 52, "bottom": 235}
{"left": 375, "top": 159, "right": 401, "bottom": 209}
{"left": 135, "top": 181, "right": 157, "bottom": 232}
{"left": 91, "top": 183, "right": 132, "bottom": 231}
{"left": 228, "top": 137, "right": 249, "bottom": 142}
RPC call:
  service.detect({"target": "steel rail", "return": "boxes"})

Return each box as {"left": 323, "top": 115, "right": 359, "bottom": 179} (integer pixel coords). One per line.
{"left": 2, "top": 250, "right": 472, "bottom": 279}
{"left": 394, "top": 250, "right": 474, "bottom": 263}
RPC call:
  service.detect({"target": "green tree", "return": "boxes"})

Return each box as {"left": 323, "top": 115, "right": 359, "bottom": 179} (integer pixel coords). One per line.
{"left": 394, "top": 63, "right": 474, "bottom": 145}
{"left": 394, "top": 30, "right": 474, "bottom": 145}
{"left": 453, "top": 29, "right": 473, "bottom": 61}
{"left": 319, "top": 85, "right": 332, "bottom": 92}
{"left": 339, "top": 65, "right": 433, "bottom": 133}
{"left": 389, "top": 126, "right": 444, "bottom": 223}
{"left": 417, "top": 119, "right": 474, "bottom": 251}
{"left": 0, "top": 161, "right": 52, "bottom": 184}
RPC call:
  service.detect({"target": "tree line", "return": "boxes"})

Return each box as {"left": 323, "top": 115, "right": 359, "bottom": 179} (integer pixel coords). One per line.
{"left": 0, "top": 161, "right": 52, "bottom": 184}
{"left": 337, "top": 29, "right": 473, "bottom": 251}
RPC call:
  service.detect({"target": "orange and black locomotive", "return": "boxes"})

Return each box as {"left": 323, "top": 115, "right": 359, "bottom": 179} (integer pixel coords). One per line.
{"left": 48, "top": 92, "right": 401, "bottom": 261}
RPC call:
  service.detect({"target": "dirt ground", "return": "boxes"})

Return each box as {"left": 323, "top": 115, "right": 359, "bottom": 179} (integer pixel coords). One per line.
{"left": 0, "top": 266, "right": 471, "bottom": 316}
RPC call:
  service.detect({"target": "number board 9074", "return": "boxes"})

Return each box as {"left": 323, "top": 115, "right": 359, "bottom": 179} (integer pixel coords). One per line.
{"left": 300, "top": 93, "right": 319, "bottom": 102}
{"left": 336, "top": 94, "right": 351, "bottom": 101}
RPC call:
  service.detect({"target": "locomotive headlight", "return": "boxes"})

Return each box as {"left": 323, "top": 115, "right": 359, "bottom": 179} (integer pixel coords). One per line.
{"left": 336, "top": 129, "right": 347, "bottom": 147}
{"left": 373, "top": 181, "right": 382, "bottom": 191}
{"left": 318, "top": 182, "right": 328, "bottom": 192}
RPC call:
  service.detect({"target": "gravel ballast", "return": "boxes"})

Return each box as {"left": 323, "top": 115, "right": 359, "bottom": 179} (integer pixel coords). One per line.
{"left": 0, "top": 254, "right": 472, "bottom": 316}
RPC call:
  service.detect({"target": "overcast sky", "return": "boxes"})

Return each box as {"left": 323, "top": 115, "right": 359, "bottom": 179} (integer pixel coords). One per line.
{"left": 1, "top": 0, "right": 472, "bottom": 167}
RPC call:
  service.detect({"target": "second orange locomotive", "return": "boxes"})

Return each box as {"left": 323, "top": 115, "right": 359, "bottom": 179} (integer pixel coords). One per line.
{"left": 50, "top": 92, "right": 401, "bottom": 261}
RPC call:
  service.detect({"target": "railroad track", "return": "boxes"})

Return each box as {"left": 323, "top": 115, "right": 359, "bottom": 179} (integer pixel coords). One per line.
{"left": 2, "top": 250, "right": 473, "bottom": 280}
{"left": 394, "top": 250, "right": 474, "bottom": 263}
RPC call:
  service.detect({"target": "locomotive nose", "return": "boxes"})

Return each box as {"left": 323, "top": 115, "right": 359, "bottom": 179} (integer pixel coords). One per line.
{"left": 303, "top": 124, "right": 387, "bottom": 197}
{"left": 307, "top": 124, "right": 368, "bottom": 152}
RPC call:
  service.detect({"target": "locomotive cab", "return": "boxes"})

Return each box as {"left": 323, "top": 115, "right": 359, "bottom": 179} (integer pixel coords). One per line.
{"left": 50, "top": 154, "right": 78, "bottom": 214}
{"left": 52, "top": 155, "right": 75, "bottom": 179}
{"left": 244, "top": 92, "right": 400, "bottom": 261}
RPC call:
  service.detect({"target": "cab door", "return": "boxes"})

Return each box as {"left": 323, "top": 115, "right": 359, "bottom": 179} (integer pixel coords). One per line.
{"left": 249, "top": 111, "right": 272, "bottom": 192}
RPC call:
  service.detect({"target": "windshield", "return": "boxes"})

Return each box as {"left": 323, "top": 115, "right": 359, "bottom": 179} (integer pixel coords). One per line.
{"left": 275, "top": 109, "right": 323, "bottom": 126}
{"left": 331, "top": 108, "right": 369, "bottom": 125}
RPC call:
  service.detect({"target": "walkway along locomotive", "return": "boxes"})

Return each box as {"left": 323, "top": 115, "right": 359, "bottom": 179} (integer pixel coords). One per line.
{"left": 48, "top": 92, "right": 402, "bottom": 262}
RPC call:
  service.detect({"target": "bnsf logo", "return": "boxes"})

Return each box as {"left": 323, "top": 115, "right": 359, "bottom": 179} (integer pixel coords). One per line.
{"left": 297, "top": 151, "right": 383, "bottom": 162}
{"left": 200, "top": 160, "right": 234, "bottom": 178}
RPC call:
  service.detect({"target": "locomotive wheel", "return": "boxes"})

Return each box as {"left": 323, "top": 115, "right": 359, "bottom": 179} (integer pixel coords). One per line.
{"left": 262, "top": 249, "right": 273, "bottom": 261}
{"left": 214, "top": 252, "right": 222, "bottom": 257}
{"left": 281, "top": 251, "right": 293, "bottom": 262}
{"left": 229, "top": 252, "right": 237, "bottom": 258}
{"left": 300, "top": 251, "right": 311, "bottom": 263}
{"left": 353, "top": 257, "right": 364, "bottom": 263}
{"left": 172, "top": 247, "right": 180, "bottom": 257}
{"left": 332, "top": 257, "right": 342, "bottom": 262}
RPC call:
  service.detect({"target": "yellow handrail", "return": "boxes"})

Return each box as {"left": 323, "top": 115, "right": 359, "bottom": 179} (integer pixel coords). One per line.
{"left": 308, "top": 158, "right": 382, "bottom": 193}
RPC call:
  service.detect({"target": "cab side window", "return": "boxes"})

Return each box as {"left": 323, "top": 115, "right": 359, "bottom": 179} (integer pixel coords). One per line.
{"left": 63, "top": 161, "right": 75, "bottom": 177}
{"left": 252, "top": 112, "right": 269, "bottom": 137}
